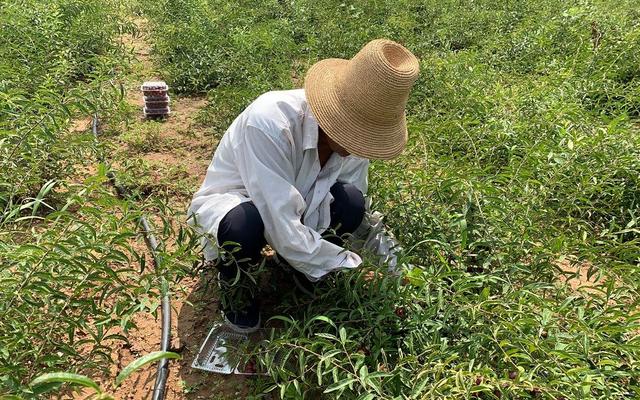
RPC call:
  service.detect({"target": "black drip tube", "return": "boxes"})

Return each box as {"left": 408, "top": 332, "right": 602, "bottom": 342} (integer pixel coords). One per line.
{"left": 92, "top": 115, "right": 172, "bottom": 400}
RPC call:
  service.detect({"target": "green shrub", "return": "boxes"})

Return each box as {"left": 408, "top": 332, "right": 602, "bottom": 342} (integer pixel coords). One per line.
{"left": 0, "top": 1, "right": 198, "bottom": 396}
{"left": 138, "top": 0, "right": 640, "bottom": 397}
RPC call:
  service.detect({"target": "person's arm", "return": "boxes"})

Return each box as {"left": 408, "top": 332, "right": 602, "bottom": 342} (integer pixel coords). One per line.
{"left": 234, "top": 124, "right": 361, "bottom": 281}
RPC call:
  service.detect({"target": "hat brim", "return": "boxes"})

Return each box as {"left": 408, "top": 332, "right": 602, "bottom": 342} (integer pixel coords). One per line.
{"left": 304, "top": 58, "right": 408, "bottom": 160}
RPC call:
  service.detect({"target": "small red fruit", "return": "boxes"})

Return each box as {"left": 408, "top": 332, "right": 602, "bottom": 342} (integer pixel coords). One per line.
{"left": 509, "top": 371, "right": 517, "bottom": 380}
{"left": 244, "top": 359, "right": 257, "bottom": 374}
{"left": 395, "top": 307, "right": 407, "bottom": 319}
{"left": 357, "top": 345, "right": 371, "bottom": 356}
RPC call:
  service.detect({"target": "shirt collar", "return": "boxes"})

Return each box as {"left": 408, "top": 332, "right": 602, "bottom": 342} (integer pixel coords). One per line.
{"left": 301, "top": 96, "right": 347, "bottom": 169}
{"left": 302, "top": 103, "right": 319, "bottom": 151}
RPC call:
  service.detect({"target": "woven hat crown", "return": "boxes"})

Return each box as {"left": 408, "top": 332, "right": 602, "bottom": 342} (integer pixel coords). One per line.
{"left": 305, "top": 39, "right": 420, "bottom": 160}
{"left": 337, "top": 40, "right": 420, "bottom": 125}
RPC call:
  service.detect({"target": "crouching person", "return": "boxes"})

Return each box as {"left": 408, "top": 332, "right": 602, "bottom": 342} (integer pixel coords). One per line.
{"left": 188, "top": 39, "right": 420, "bottom": 332}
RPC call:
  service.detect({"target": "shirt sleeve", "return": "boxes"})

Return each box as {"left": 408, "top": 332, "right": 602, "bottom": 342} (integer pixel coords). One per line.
{"left": 233, "top": 124, "right": 362, "bottom": 280}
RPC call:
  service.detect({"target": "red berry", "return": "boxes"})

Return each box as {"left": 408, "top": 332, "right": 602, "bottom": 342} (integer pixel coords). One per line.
{"left": 358, "top": 345, "right": 371, "bottom": 356}
{"left": 395, "top": 307, "right": 407, "bottom": 319}
{"left": 244, "top": 359, "right": 257, "bottom": 373}
{"left": 509, "top": 371, "right": 517, "bottom": 380}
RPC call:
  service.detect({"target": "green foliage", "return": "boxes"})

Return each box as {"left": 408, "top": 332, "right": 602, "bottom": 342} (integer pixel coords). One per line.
{"left": 0, "top": 173, "right": 196, "bottom": 395}
{"left": 138, "top": 0, "right": 640, "bottom": 398}
{"left": 120, "top": 120, "right": 164, "bottom": 152}
{"left": 114, "top": 351, "right": 181, "bottom": 387}
{"left": 254, "top": 260, "right": 639, "bottom": 398}
{"left": 0, "top": 0, "right": 131, "bottom": 207}
{"left": 2, "top": 0, "right": 639, "bottom": 398}
{"left": 18, "top": 351, "right": 181, "bottom": 399}
{"left": 31, "top": 373, "right": 101, "bottom": 393}
{"left": 0, "top": 0, "right": 198, "bottom": 397}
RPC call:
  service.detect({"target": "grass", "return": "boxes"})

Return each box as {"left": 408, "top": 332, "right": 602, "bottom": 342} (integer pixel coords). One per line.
{"left": 120, "top": 120, "right": 164, "bottom": 152}
{"left": 1, "top": 0, "right": 639, "bottom": 398}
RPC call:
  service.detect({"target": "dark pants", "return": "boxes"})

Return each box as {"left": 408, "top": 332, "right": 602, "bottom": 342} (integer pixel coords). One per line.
{"left": 217, "top": 182, "right": 365, "bottom": 274}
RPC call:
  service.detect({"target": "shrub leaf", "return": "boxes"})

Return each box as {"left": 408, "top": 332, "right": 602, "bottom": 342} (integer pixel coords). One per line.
{"left": 114, "top": 351, "right": 181, "bottom": 387}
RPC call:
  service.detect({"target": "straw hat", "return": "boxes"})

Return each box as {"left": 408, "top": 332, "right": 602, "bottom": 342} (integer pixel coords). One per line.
{"left": 304, "top": 39, "right": 420, "bottom": 160}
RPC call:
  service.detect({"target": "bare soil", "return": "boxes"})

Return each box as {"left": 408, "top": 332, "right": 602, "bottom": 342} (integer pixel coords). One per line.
{"left": 103, "top": 275, "right": 251, "bottom": 400}
{"left": 556, "top": 258, "right": 604, "bottom": 292}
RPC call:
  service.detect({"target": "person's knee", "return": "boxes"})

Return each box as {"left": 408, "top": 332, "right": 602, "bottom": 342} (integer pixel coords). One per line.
{"left": 330, "top": 182, "right": 365, "bottom": 235}
{"left": 217, "top": 201, "right": 266, "bottom": 261}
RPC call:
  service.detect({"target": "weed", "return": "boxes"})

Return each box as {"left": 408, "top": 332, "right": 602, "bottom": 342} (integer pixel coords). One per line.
{"left": 120, "top": 121, "right": 164, "bottom": 152}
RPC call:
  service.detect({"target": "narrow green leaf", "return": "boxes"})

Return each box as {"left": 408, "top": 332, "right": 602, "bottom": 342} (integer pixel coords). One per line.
{"left": 324, "top": 378, "right": 356, "bottom": 393}
{"left": 115, "top": 351, "right": 181, "bottom": 387}
{"left": 316, "top": 362, "right": 323, "bottom": 386}
{"left": 31, "top": 373, "right": 100, "bottom": 393}
{"left": 304, "top": 315, "right": 336, "bottom": 331}
{"left": 460, "top": 218, "right": 468, "bottom": 250}
{"left": 339, "top": 327, "right": 347, "bottom": 343}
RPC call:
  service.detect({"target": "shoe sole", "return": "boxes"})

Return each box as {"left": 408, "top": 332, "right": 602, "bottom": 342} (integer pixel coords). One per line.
{"left": 223, "top": 312, "right": 261, "bottom": 334}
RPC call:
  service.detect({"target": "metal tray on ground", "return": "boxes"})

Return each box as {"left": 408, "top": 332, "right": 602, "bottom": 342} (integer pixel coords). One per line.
{"left": 192, "top": 322, "right": 273, "bottom": 375}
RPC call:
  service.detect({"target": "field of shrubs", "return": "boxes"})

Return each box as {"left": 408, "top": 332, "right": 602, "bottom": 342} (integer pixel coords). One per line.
{"left": 1, "top": 0, "right": 639, "bottom": 398}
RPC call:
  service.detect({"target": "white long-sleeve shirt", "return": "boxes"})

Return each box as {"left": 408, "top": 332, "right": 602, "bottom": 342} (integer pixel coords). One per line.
{"left": 188, "top": 89, "right": 369, "bottom": 280}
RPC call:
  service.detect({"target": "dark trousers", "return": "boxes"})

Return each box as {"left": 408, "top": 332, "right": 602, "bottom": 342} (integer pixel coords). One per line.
{"left": 217, "top": 182, "right": 365, "bottom": 273}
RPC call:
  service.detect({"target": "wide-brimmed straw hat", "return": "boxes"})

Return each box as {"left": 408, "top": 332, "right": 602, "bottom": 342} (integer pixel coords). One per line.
{"left": 305, "top": 39, "right": 420, "bottom": 160}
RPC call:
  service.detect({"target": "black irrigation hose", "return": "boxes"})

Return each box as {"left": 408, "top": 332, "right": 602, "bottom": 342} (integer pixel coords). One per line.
{"left": 92, "top": 115, "right": 172, "bottom": 400}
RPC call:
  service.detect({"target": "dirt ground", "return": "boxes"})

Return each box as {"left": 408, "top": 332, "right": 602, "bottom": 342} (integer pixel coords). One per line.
{"left": 104, "top": 275, "right": 253, "bottom": 400}
{"left": 556, "top": 257, "right": 603, "bottom": 292}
